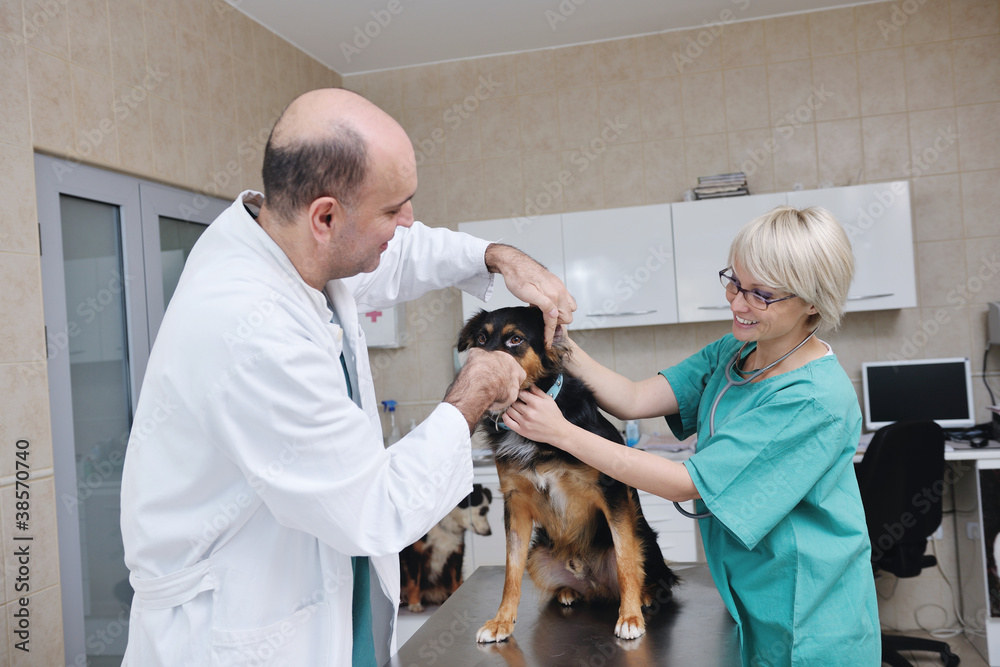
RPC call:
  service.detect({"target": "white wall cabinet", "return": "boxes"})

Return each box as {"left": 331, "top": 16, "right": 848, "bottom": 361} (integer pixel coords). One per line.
{"left": 359, "top": 304, "right": 405, "bottom": 348}
{"left": 671, "top": 193, "right": 789, "bottom": 323}
{"left": 457, "top": 182, "right": 917, "bottom": 328}
{"left": 563, "top": 204, "right": 678, "bottom": 330}
{"left": 787, "top": 181, "right": 917, "bottom": 312}
{"left": 459, "top": 214, "right": 564, "bottom": 323}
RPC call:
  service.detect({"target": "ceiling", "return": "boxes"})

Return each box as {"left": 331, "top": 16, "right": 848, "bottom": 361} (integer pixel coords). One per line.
{"left": 226, "top": 0, "right": 877, "bottom": 76}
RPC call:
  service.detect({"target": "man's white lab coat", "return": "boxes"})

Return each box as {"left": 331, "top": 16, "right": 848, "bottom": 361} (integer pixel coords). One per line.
{"left": 120, "top": 191, "right": 494, "bottom": 665}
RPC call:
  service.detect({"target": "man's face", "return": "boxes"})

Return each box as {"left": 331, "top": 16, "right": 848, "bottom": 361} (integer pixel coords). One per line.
{"left": 333, "top": 145, "right": 417, "bottom": 277}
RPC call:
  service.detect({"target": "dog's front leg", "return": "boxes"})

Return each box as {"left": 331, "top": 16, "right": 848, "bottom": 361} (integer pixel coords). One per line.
{"left": 606, "top": 506, "right": 647, "bottom": 640}
{"left": 406, "top": 553, "right": 425, "bottom": 613}
{"left": 476, "top": 489, "right": 534, "bottom": 643}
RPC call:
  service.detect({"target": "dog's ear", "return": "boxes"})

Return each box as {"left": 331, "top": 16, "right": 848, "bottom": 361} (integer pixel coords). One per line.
{"left": 464, "top": 483, "right": 489, "bottom": 508}
{"left": 542, "top": 322, "right": 570, "bottom": 369}
{"left": 457, "top": 309, "right": 488, "bottom": 352}
{"left": 457, "top": 492, "right": 471, "bottom": 509}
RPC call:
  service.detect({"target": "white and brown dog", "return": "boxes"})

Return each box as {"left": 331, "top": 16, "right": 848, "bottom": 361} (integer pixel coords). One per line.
{"left": 399, "top": 483, "right": 493, "bottom": 612}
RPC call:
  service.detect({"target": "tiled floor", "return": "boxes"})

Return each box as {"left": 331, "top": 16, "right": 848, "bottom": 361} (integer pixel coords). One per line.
{"left": 887, "top": 630, "right": 988, "bottom": 666}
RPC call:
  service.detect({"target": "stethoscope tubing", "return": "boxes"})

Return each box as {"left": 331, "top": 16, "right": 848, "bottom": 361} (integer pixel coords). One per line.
{"left": 673, "top": 330, "right": 818, "bottom": 520}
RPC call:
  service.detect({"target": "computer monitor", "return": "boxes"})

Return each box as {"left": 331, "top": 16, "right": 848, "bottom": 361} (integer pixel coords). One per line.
{"left": 861, "top": 357, "right": 976, "bottom": 432}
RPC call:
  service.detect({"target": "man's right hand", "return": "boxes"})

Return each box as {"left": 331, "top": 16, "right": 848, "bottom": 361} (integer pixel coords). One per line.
{"left": 444, "top": 349, "right": 526, "bottom": 432}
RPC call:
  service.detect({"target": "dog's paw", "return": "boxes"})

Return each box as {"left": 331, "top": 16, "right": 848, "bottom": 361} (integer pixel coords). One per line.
{"left": 407, "top": 602, "right": 424, "bottom": 613}
{"left": 476, "top": 619, "right": 515, "bottom": 643}
{"left": 556, "top": 588, "right": 581, "bottom": 606}
{"left": 614, "top": 615, "right": 646, "bottom": 640}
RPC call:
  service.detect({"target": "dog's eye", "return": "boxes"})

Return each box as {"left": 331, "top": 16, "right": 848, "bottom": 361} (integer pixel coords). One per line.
{"left": 506, "top": 335, "right": 522, "bottom": 347}
{"left": 476, "top": 333, "right": 487, "bottom": 345}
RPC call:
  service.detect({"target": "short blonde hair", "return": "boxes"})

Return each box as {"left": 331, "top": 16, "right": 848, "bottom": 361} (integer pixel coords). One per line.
{"left": 728, "top": 205, "right": 854, "bottom": 332}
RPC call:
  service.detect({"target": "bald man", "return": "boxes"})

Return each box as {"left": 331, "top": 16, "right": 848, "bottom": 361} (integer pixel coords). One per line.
{"left": 120, "top": 88, "right": 575, "bottom": 666}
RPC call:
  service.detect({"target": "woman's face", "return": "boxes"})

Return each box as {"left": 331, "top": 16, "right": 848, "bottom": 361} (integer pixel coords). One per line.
{"left": 726, "top": 261, "right": 818, "bottom": 346}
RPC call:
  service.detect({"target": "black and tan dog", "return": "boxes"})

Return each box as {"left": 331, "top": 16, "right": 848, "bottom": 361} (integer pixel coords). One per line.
{"left": 399, "top": 483, "right": 493, "bottom": 612}
{"left": 458, "top": 306, "right": 677, "bottom": 642}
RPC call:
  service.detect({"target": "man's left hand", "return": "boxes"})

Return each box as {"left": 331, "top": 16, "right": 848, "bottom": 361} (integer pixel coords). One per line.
{"left": 485, "top": 243, "right": 576, "bottom": 347}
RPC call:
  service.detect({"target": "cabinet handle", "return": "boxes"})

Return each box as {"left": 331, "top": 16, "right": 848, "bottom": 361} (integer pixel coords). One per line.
{"left": 847, "top": 293, "right": 894, "bottom": 301}
{"left": 697, "top": 305, "right": 731, "bottom": 310}
{"left": 584, "top": 310, "right": 657, "bottom": 317}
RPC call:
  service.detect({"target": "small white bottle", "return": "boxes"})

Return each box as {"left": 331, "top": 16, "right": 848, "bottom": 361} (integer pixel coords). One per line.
{"left": 625, "top": 420, "right": 640, "bottom": 447}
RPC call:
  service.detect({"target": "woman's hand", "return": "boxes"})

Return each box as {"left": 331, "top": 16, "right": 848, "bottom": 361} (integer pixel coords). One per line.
{"left": 502, "top": 386, "right": 574, "bottom": 448}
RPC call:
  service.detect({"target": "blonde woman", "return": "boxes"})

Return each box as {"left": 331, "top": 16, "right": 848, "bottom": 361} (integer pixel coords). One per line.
{"left": 504, "top": 206, "right": 879, "bottom": 666}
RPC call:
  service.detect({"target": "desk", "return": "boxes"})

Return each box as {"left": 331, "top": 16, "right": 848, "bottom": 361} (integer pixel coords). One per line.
{"left": 854, "top": 439, "right": 1000, "bottom": 664}
{"left": 386, "top": 563, "right": 739, "bottom": 667}
{"left": 946, "top": 443, "right": 1000, "bottom": 666}
{"left": 945, "top": 440, "right": 1000, "bottom": 461}
{"left": 853, "top": 439, "right": 1000, "bottom": 463}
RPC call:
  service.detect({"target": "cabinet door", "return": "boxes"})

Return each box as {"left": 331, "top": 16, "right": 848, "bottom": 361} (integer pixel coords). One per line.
{"left": 787, "top": 182, "right": 916, "bottom": 312}
{"left": 458, "top": 215, "right": 565, "bottom": 322}
{"left": 464, "top": 466, "right": 506, "bottom": 579}
{"left": 562, "top": 204, "right": 677, "bottom": 330}
{"left": 359, "top": 304, "right": 405, "bottom": 348}
{"left": 638, "top": 491, "right": 698, "bottom": 563}
{"left": 672, "top": 193, "right": 788, "bottom": 323}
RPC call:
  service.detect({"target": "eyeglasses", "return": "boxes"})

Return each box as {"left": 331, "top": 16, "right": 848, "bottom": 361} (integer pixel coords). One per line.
{"left": 719, "top": 269, "right": 797, "bottom": 310}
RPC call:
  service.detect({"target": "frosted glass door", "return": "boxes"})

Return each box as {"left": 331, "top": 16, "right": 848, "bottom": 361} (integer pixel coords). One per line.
{"left": 158, "top": 216, "right": 207, "bottom": 305}
{"left": 37, "top": 156, "right": 223, "bottom": 665}
{"left": 139, "top": 183, "right": 227, "bottom": 343}
{"left": 58, "top": 194, "right": 134, "bottom": 660}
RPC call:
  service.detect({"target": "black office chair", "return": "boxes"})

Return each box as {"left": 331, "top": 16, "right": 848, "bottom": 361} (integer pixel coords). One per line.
{"left": 856, "top": 420, "right": 960, "bottom": 667}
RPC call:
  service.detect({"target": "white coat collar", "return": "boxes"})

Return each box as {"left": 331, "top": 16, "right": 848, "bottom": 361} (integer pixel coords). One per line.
{"left": 235, "top": 191, "right": 343, "bottom": 331}
{"left": 233, "top": 191, "right": 368, "bottom": 410}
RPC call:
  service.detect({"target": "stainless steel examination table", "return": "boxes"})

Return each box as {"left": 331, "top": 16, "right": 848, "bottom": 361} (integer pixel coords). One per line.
{"left": 385, "top": 563, "right": 740, "bottom": 666}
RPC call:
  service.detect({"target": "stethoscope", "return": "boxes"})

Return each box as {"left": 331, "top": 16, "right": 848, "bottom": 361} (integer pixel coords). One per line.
{"left": 673, "top": 329, "right": 818, "bottom": 520}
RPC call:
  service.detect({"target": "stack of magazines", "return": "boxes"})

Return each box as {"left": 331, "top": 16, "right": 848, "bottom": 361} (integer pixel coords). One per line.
{"left": 693, "top": 172, "right": 748, "bottom": 199}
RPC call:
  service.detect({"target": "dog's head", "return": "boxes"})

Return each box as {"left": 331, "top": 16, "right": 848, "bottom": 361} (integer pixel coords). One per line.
{"left": 456, "top": 483, "right": 492, "bottom": 536}
{"left": 457, "top": 306, "right": 566, "bottom": 390}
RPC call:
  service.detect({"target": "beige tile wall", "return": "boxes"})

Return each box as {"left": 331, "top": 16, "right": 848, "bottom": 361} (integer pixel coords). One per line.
{"left": 0, "top": 0, "right": 996, "bottom": 653}
{"left": 0, "top": 0, "right": 339, "bottom": 662}
{"left": 344, "top": 0, "right": 1000, "bottom": 634}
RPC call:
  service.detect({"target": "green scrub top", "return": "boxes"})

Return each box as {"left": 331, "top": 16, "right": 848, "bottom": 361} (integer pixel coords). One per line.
{"left": 663, "top": 335, "right": 880, "bottom": 667}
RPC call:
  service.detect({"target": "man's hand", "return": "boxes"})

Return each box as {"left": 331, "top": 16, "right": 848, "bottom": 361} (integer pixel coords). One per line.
{"left": 484, "top": 243, "right": 576, "bottom": 348}
{"left": 444, "top": 348, "right": 527, "bottom": 432}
